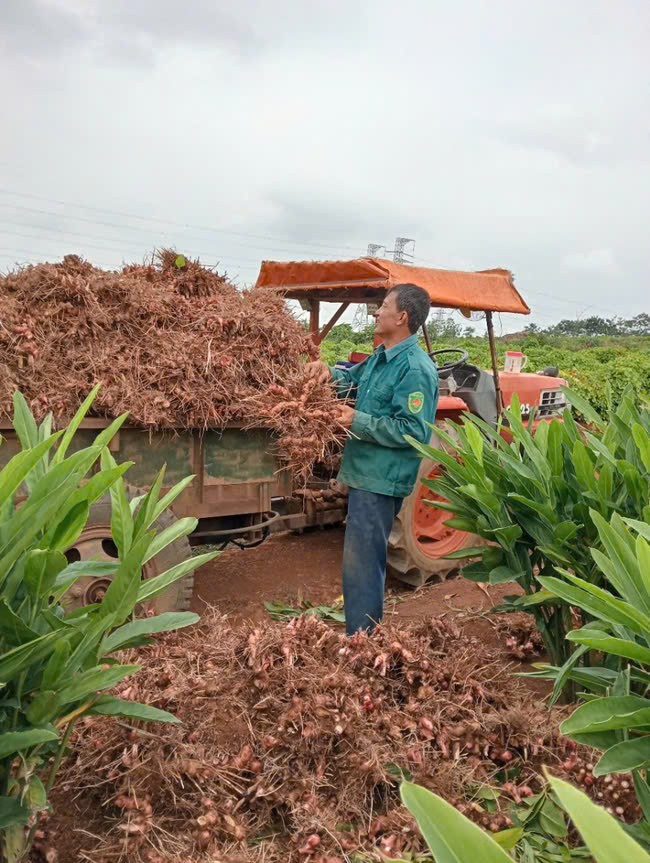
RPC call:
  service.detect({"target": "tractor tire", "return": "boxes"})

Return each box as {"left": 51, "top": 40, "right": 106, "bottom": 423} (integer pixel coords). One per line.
{"left": 387, "top": 428, "right": 483, "bottom": 588}
{"left": 63, "top": 492, "right": 194, "bottom": 613}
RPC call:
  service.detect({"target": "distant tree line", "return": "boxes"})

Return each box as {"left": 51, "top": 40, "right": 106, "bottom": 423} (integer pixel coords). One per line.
{"left": 524, "top": 313, "right": 650, "bottom": 337}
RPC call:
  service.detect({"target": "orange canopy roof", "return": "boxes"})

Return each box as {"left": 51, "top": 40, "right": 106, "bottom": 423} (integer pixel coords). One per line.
{"left": 255, "top": 258, "right": 530, "bottom": 315}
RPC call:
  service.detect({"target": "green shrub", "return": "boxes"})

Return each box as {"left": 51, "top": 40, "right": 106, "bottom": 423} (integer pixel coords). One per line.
{"left": 405, "top": 389, "right": 650, "bottom": 685}
{"left": 395, "top": 776, "right": 650, "bottom": 862}
{"left": 0, "top": 389, "right": 217, "bottom": 862}
{"left": 540, "top": 512, "right": 650, "bottom": 842}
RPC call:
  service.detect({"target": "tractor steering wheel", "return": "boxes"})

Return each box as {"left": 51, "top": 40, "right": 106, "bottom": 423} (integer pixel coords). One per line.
{"left": 428, "top": 348, "right": 469, "bottom": 371}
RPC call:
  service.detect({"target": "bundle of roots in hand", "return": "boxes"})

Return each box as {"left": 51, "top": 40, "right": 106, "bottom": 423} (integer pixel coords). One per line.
{"left": 0, "top": 251, "right": 344, "bottom": 478}
{"left": 55, "top": 613, "right": 636, "bottom": 863}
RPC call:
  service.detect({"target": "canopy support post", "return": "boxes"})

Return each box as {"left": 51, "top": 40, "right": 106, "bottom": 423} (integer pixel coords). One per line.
{"left": 421, "top": 323, "right": 432, "bottom": 354}
{"left": 317, "top": 302, "right": 350, "bottom": 344}
{"left": 309, "top": 300, "right": 320, "bottom": 344}
{"left": 485, "top": 311, "right": 504, "bottom": 416}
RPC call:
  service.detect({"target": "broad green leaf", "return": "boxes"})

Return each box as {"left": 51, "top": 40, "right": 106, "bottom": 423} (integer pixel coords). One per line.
{"left": 443, "top": 517, "right": 477, "bottom": 532}
{"left": 561, "top": 696, "right": 650, "bottom": 736}
{"left": 625, "top": 519, "right": 650, "bottom": 543}
{"left": 591, "top": 510, "right": 649, "bottom": 610}
{"left": 0, "top": 631, "right": 64, "bottom": 682}
{"left": 41, "top": 639, "right": 71, "bottom": 689}
{"left": 493, "top": 827, "right": 525, "bottom": 850}
{"left": 594, "top": 736, "right": 650, "bottom": 776}
{"left": 137, "top": 550, "right": 217, "bottom": 603}
{"left": 0, "top": 796, "right": 30, "bottom": 829}
{"left": 150, "top": 475, "right": 196, "bottom": 525}
{"left": 23, "top": 549, "right": 67, "bottom": 598}
{"left": 57, "top": 663, "right": 139, "bottom": 706}
{"left": 51, "top": 560, "right": 118, "bottom": 602}
{"left": 549, "top": 643, "right": 589, "bottom": 707}
{"left": 0, "top": 446, "right": 103, "bottom": 580}
{"left": 99, "top": 529, "right": 155, "bottom": 625}
{"left": 26, "top": 690, "right": 61, "bottom": 725}
{"left": 90, "top": 695, "right": 179, "bottom": 723}
{"left": 52, "top": 383, "right": 100, "bottom": 465}
{"left": 507, "top": 494, "right": 556, "bottom": 523}
{"left": 573, "top": 440, "right": 597, "bottom": 495}
{"left": 0, "top": 600, "right": 38, "bottom": 646}
{"left": 488, "top": 566, "right": 523, "bottom": 584}
{"left": 64, "top": 611, "right": 116, "bottom": 676}
{"left": 25, "top": 775, "right": 47, "bottom": 809}
{"left": 567, "top": 630, "right": 650, "bottom": 666}
{"left": 399, "top": 781, "right": 512, "bottom": 862}
{"left": 538, "top": 574, "right": 650, "bottom": 637}
{"left": 562, "top": 387, "right": 605, "bottom": 428}
{"left": 464, "top": 422, "right": 484, "bottom": 464}
{"left": 442, "top": 546, "right": 486, "bottom": 560}
{"left": 102, "top": 611, "right": 198, "bottom": 654}
{"left": 142, "top": 517, "right": 197, "bottom": 565}
{"left": 47, "top": 500, "right": 89, "bottom": 552}
{"left": 12, "top": 391, "right": 39, "bottom": 450}
{"left": 65, "top": 463, "right": 133, "bottom": 512}
{"left": 632, "top": 423, "right": 650, "bottom": 472}
{"left": 92, "top": 413, "right": 129, "bottom": 452}
{"left": 549, "top": 775, "right": 650, "bottom": 861}
{"left": 0, "top": 433, "right": 62, "bottom": 504}
{"left": 483, "top": 524, "right": 523, "bottom": 550}
{"left": 634, "top": 771, "right": 650, "bottom": 824}
{"left": 101, "top": 451, "right": 133, "bottom": 557}
{"left": 0, "top": 727, "right": 58, "bottom": 758}
{"left": 133, "top": 466, "right": 166, "bottom": 538}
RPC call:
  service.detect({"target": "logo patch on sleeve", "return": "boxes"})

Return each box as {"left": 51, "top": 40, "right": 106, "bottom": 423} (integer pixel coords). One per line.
{"left": 408, "top": 391, "right": 425, "bottom": 414}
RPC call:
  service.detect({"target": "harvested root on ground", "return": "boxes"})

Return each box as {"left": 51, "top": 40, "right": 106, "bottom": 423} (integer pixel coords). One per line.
{"left": 0, "top": 251, "right": 344, "bottom": 479}
{"left": 51, "top": 613, "right": 637, "bottom": 862}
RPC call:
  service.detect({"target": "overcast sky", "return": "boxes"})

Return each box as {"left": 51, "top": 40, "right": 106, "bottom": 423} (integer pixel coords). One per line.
{"left": 1, "top": 0, "right": 648, "bottom": 332}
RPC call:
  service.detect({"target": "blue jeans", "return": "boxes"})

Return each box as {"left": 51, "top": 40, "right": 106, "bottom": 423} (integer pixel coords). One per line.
{"left": 342, "top": 488, "right": 403, "bottom": 636}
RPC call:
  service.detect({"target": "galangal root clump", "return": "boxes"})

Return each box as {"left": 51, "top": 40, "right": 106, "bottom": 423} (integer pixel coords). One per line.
{"left": 52, "top": 613, "right": 636, "bottom": 862}
{"left": 0, "top": 251, "right": 345, "bottom": 479}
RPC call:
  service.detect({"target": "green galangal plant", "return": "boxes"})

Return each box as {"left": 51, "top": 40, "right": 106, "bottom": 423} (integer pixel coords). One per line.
{"left": 0, "top": 388, "right": 217, "bottom": 863}
{"left": 538, "top": 511, "right": 650, "bottom": 846}
{"left": 406, "top": 387, "right": 650, "bottom": 675}
{"left": 392, "top": 776, "right": 650, "bottom": 863}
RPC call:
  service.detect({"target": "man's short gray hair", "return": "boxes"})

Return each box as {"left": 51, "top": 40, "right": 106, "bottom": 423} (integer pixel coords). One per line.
{"left": 390, "top": 283, "right": 430, "bottom": 334}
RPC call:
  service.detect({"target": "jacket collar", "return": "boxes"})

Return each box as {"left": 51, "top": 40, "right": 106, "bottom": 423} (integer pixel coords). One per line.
{"left": 376, "top": 332, "right": 419, "bottom": 363}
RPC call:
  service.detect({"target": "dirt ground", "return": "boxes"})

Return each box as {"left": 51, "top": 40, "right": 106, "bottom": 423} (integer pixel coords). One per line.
{"left": 41, "top": 529, "right": 545, "bottom": 863}
{"left": 191, "top": 526, "right": 525, "bottom": 652}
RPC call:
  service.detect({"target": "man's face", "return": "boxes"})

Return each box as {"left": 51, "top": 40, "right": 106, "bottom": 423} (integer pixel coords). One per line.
{"left": 374, "top": 291, "right": 408, "bottom": 337}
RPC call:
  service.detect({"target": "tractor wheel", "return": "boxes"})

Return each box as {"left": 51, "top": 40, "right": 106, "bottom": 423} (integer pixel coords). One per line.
{"left": 63, "top": 493, "right": 194, "bottom": 613}
{"left": 387, "top": 432, "right": 482, "bottom": 588}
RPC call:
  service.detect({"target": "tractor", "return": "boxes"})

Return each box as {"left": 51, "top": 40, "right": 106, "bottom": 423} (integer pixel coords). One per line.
{"left": 256, "top": 257, "right": 568, "bottom": 586}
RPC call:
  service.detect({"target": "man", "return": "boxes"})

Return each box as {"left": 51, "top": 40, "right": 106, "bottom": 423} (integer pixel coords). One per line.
{"left": 307, "top": 283, "right": 439, "bottom": 635}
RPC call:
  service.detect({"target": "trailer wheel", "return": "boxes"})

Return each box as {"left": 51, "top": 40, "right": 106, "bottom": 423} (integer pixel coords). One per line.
{"left": 63, "top": 493, "right": 194, "bottom": 613}
{"left": 387, "top": 433, "right": 483, "bottom": 588}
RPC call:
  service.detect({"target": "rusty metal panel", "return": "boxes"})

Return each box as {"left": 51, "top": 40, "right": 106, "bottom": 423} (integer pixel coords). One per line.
{"left": 117, "top": 429, "right": 194, "bottom": 487}
{"left": 0, "top": 421, "right": 293, "bottom": 520}
{"left": 203, "top": 428, "right": 278, "bottom": 485}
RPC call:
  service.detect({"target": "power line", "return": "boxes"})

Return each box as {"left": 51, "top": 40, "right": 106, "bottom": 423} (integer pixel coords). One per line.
{"left": 0, "top": 188, "right": 361, "bottom": 255}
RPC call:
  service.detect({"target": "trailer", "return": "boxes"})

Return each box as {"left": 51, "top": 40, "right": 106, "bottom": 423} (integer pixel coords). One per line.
{"left": 0, "top": 419, "right": 344, "bottom": 613}
{"left": 0, "top": 257, "right": 569, "bottom": 611}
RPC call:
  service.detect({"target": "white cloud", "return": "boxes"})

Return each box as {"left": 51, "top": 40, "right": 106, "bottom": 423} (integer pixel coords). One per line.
{"left": 0, "top": 0, "right": 647, "bottom": 328}
{"left": 561, "top": 249, "right": 618, "bottom": 276}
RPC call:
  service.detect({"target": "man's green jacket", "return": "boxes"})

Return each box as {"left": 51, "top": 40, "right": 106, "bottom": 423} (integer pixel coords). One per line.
{"left": 330, "top": 334, "right": 439, "bottom": 497}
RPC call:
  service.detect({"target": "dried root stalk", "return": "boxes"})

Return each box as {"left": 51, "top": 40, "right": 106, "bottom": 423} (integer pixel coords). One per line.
{"left": 49, "top": 613, "right": 636, "bottom": 862}
{"left": 0, "top": 251, "right": 345, "bottom": 479}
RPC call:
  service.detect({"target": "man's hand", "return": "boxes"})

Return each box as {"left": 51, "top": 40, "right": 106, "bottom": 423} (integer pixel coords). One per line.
{"left": 336, "top": 404, "right": 355, "bottom": 428}
{"left": 304, "top": 360, "right": 330, "bottom": 385}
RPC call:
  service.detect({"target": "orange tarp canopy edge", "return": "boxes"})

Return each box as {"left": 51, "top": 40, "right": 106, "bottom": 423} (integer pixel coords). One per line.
{"left": 255, "top": 258, "right": 531, "bottom": 315}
